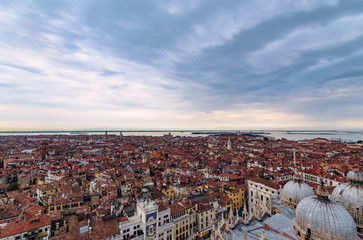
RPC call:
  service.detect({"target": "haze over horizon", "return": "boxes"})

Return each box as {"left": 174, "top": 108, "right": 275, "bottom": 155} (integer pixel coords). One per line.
{"left": 1, "top": 128, "right": 363, "bottom": 132}
{"left": 1, "top": 0, "right": 363, "bottom": 130}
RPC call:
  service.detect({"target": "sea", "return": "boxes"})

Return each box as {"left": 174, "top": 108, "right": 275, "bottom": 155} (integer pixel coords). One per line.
{"left": 0, "top": 130, "right": 363, "bottom": 142}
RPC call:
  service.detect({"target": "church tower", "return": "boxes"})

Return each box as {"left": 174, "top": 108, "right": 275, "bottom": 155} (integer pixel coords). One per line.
{"left": 39, "top": 141, "right": 47, "bottom": 160}
{"left": 227, "top": 138, "right": 232, "bottom": 150}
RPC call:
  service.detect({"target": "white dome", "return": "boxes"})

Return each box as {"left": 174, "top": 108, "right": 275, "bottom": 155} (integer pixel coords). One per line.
{"left": 347, "top": 169, "right": 363, "bottom": 183}
{"left": 331, "top": 169, "right": 363, "bottom": 231}
{"left": 282, "top": 176, "right": 314, "bottom": 205}
{"left": 294, "top": 184, "right": 358, "bottom": 240}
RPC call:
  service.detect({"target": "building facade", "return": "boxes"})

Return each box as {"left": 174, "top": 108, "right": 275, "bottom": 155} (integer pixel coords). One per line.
{"left": 248, "top": 178, "right": 281, "bottom": 214}
{"left": 117, "top": 199, "right": 174, "bottom": 240}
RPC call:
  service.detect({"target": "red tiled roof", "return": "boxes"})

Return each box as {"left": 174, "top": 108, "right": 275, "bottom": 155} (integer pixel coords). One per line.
{"left": 249, "top": 177, "right": 280, "bottom": 190}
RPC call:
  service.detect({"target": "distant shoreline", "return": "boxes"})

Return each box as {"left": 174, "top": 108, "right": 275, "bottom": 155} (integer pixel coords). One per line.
{"left": 0, "top": 130, "right": 362, "bottom": 142}
{"left": 1, "top": 129, "right": 361, "bottom": 133}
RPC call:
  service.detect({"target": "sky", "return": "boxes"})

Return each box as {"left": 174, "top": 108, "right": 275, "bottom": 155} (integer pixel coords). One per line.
{"left": 1, "top": 0, "right": 363, "bottom": 131}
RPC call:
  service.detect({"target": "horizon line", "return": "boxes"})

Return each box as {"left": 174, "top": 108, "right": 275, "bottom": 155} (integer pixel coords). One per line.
{"left": 1, "top": 129, "right": 363, "bottom": 133}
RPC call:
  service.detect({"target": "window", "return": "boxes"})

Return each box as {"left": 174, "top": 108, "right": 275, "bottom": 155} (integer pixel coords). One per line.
{"left": 149, "top": 227, "right": 154, "bottom": 236}
{"left": 39, "top": 229, "right": 43, "bottom": 233}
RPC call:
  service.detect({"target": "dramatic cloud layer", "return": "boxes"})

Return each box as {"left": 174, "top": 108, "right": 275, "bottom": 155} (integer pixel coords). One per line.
{"left": 1, "top": 0, "right": 362, "bottom": 130}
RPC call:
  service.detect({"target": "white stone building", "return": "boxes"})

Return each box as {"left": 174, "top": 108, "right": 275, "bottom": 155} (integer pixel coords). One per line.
{"left": 116, "top": 199, "right": 174, "bottom": 240}
{"left": 300, "top": 172, "right": 342, "bottom": 186}
{"left": 248, "top": 178, "right": 282, "bottom": 214}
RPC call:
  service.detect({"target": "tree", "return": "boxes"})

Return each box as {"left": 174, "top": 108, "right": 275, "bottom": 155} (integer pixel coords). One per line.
{"left": 7, "top": 182, "right": 20, "bottom": 192}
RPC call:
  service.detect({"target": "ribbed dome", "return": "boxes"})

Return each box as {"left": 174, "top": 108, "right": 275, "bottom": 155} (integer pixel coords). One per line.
{"left": 295, "top": 184, "right": 358, "bottom": 240}
{"left": 282, "top": 175, "right": 314, "bottom": 205}
{"left": 331, "top": 169, "right": 363, "bottom": 231}
{"left": 347, "top": 169, "right": 363, "bottom": 184}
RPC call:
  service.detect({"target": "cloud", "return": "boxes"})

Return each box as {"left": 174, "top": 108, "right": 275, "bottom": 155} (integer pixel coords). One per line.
{"left": 155, "top": 0, "right": 203, "bottom": 15}
{"left": 0, "top": 0, "right": 362, "bottom": 130}
{"left": 248, "top": 13, "right": 363, "bottom": 73}
{"left": 157, "top": 0, "right": 339, "bottom": 66}
{"left": 0, "top": 103, "right": 311, "bottom": 130}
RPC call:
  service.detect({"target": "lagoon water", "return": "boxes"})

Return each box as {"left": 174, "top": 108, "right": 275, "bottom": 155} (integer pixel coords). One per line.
{"left": 266, "top": 130, "right": 363, "bottom": 142}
